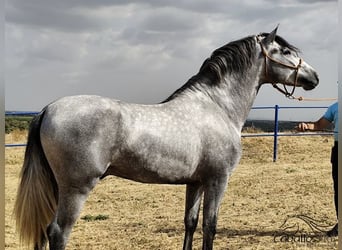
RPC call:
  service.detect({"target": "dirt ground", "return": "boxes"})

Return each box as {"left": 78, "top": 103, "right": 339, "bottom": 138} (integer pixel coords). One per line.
{"left": 5, "top": 132, "right": 338, "bottom": 249}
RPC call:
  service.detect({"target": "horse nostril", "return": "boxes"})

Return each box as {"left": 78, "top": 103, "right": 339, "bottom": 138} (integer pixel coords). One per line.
{"left": 314, "top": 73, "right": 319, "bottom": 85}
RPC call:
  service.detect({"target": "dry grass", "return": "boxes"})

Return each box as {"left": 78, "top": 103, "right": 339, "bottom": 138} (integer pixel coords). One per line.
{"left": 5, "top": 131, "right": 337, "bottom": 249}
{"left": 5, "top": 130, "right": 27, "bottom": 145}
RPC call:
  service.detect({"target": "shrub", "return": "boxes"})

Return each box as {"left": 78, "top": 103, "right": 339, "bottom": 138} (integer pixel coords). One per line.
{"left": 5, "top": 116, "right": 32, "bottom": 134}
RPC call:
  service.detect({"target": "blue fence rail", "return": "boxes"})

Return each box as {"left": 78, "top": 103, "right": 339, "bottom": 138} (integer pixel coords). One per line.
{"left": 242, "top": 105, "right": 333, "bottom": 161}
{"left": 5, "top": 106, "right": 333, "bottom": 161}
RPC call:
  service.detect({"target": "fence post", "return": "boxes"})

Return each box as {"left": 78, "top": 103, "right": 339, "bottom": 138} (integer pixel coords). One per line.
{"left": 273, "top": 105, "right": 279, "bottom": 162}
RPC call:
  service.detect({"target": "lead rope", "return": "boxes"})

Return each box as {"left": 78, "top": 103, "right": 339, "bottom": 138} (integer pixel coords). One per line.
{"left": 292, "top": 81, "right": 338, "bottom": 101}
{"left": 291, "top": 96, "right": 337, "bottom": 101}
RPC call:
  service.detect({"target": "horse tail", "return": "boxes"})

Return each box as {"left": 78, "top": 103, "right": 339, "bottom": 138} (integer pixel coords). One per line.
{"left": 14, "top": 108, "right": 58, "bottom": 249}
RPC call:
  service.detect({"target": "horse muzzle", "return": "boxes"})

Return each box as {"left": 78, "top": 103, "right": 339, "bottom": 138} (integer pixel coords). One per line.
{"left": 299, "top": 71, "right": 319, "bottom": 90}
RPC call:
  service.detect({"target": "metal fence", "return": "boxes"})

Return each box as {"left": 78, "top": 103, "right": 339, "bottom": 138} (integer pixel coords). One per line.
{"left": 241, "top": 105, "right": 333, "bottom": 161}
{"left": 5, "top": 106, "right": 333, "bottom": 161}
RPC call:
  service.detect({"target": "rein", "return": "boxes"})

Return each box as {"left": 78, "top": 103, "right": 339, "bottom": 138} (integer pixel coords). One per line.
{"left": 257, "top": 36, "right": 302, "bottom": 99}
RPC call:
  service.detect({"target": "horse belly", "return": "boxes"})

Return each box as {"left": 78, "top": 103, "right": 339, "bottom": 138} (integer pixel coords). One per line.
{"left": 107, "top": 144, "right": 202, "bottom": 184}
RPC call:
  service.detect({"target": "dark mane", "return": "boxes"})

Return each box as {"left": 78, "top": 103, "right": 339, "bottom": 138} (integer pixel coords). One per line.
{"left": 163, "top": 36, "right": 257, "bottom": 102}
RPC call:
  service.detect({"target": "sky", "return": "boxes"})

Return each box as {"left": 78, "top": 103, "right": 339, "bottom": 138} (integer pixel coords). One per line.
{"left": 5, "top": 0, "right": 338, "bottom": 121}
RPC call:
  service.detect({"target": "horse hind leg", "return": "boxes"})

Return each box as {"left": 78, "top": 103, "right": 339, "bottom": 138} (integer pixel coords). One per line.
{"left": 183, "top": 183, "right": 204, "bottom": 250}
{"left": 47, "top": 180, "right": 99, "bottom": 250}
{"left": 34, "top": 236, "right": 47, "bottom": 250}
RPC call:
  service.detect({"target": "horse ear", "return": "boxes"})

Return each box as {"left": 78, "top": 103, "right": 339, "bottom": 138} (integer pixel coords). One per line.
{"left": 263, "top": 25, "right": 279, "bottom": 44}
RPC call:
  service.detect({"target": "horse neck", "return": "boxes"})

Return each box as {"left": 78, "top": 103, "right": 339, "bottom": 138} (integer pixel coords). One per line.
{"left": 174, "top": 64, "right": 262, "bottom": 131}
{"left": 214, "top": 73, "right": 260, "bottom": 128}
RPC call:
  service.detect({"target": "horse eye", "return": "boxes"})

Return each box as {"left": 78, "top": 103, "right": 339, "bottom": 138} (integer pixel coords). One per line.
{"left": 283, "top": 49, "right": 291, "bottom": 55}
{"left": 270, "top": 48, "right": 278, "bottom": 54}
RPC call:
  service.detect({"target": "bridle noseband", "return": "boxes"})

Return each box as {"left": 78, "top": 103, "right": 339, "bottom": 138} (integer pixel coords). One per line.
{"left": 257, "top": 36, "right": 302, "bottom": 99}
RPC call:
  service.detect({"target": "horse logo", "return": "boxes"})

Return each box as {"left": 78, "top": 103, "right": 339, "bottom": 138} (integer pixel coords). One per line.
{"left": 274, "top": 214, "right": 336, "bottom": 243}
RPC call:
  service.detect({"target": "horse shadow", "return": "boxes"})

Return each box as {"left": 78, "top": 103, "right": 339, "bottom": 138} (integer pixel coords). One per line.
{"left": 154, "top": 226, "right": 285, "bottom": 238}
{"left": 217, "top": 228, "right": 283, "bottom": 238}
{"left": 154, "top": 214, "right": 336, "bottom": 239}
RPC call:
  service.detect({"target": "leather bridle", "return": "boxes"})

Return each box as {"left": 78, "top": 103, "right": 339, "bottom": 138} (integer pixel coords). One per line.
{"left": 257, "top": 36, "right": 302, "bottom": 99}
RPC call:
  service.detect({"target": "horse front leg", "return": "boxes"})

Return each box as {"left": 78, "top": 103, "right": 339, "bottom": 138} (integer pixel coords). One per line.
{"left": 202, "top": 176, "right": 228, "bottom": 250}
{"left": 183, "top": 183, "right": 204, "bottom": 250}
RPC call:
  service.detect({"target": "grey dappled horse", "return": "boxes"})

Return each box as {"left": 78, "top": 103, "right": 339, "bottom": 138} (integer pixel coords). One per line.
{"left": 14, "top": 27, "right": 319, "bottom": 250}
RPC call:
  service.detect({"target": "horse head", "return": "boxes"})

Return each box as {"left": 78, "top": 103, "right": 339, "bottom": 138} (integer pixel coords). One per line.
{"left": 257, "top": 26, "right": 319, "bottom": 97}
